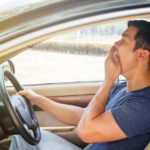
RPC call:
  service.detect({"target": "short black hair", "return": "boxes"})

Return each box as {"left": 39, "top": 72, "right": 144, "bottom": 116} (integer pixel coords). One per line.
{"left": 128, "top": 20, "right": 150, "bottom": 67}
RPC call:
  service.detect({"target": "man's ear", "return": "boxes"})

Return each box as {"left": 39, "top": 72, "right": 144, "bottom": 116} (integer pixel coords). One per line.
{"left": 136, "top": 49, "right": 149, "bottom": 60}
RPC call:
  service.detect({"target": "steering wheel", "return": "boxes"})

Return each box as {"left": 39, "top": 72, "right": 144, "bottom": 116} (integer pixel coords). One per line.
{"left": 0, "top": 67, "right": 41, "bottom": 145}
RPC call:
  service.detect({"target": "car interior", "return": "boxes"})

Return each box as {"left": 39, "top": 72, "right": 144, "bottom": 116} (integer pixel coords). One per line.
{"left": 0, "top": 0, "right": 150, "bottom": 150}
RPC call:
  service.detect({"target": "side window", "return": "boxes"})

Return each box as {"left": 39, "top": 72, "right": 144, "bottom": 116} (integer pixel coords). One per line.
{"left": 11, "top": 21, "right": 127, "bottom": 85}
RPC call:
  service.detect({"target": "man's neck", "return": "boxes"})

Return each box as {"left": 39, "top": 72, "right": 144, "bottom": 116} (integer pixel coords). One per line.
{"left": 124, "top": 70, "right": 150, "bottom": 92}
{"left": 126, "top": 80, "right": 150, "bottom": 92}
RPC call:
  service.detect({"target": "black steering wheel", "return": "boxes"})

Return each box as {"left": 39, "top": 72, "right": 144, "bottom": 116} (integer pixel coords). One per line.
{"left": 0, "top": 67, "right": 41, "bottom": 145}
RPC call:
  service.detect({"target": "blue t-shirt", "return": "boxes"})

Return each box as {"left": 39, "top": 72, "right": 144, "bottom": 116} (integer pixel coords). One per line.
{"left": 89, "top": 82, "right": 150, "bottom": 150}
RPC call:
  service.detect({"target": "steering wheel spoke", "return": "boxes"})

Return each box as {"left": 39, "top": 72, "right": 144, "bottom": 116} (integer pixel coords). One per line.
{"left": 23, "top": 123, "right": 35, "bottom": 138}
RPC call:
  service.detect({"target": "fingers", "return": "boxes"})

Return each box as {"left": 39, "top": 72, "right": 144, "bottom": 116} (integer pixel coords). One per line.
{"left": 18, "top": 90, "right": 25, "bottom": 95}
{"left": 13, "top": 88, "right": 17, "bottom": 94}
{"left": 113, "top": 50, "right": 120, "bottom": 64}
{"left": 18, "top": 87, "right": 30, "bottom": 96}
{"left": 108, "top": 46, "right": 115, "bottom": 57}
{"left": 105, "top": 46, "right": 121, "bottom": 81}
{"left": 13, "top": 86, "right": 27, "bottom": 93}
{"left": 109, "top": 46, "right": 121, "bottom": 64}
{"left": 106, "top": 46, "right": 116, "bottom": 65}
{"left": 106, "top": 46, "right": 116, "bottom": 62}
{"left": 18, "top": 91, "right": 28, "bottom": 98}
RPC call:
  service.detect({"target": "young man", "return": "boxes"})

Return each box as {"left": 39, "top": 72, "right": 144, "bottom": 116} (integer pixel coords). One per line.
{"left": 9, "top": 20, "right": 150, "bottom": 150}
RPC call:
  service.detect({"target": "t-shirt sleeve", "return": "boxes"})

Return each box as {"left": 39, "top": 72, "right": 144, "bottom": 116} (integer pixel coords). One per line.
{"left": 111, "top": 97, "right": 150, "bottom": 139}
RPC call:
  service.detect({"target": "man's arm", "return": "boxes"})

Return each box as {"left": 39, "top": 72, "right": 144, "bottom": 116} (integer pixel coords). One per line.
{"left": 19, "top": 89, "right": 84, "bottom": 126}
{"left": 49, "top": 95, "right": 93, "bottom": 108}
{"left": 77, "top": 47, "right": 127, "bottom": 143}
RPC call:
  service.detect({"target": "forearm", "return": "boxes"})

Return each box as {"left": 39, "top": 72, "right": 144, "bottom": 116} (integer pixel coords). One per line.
{"left": 86, "top": 81, "right": 114, "bottom": 119}
{"left": 77, "top": 47, "right": 122, "bottom": 142}
{"left": 48, "top": 95, "right": 93, "bottom": 108}
{"left": 77, "top": 80, "right": 114, "bottom": 129}
{"left": 35, "top": 95, "right": 84, "bottom": 126}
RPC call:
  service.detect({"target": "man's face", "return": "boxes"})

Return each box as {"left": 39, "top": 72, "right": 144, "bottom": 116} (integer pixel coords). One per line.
{"left": 114, "top": 26, "right": 138, "bottom": 76}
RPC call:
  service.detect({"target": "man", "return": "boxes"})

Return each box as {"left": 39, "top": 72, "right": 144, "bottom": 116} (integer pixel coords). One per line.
{"left": 9, "top": 20, "right": 150, "bottom": 150}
